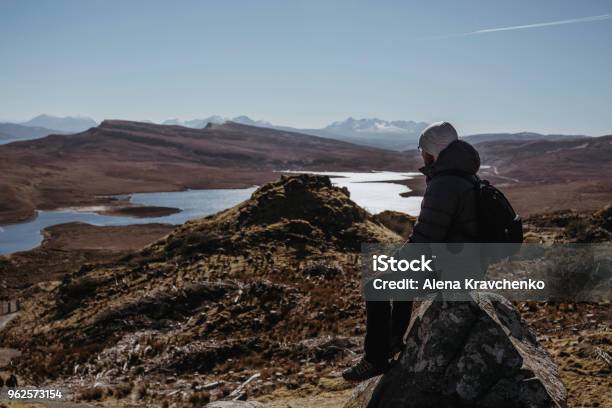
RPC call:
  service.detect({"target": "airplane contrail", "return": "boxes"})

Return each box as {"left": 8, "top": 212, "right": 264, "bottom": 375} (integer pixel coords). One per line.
{"left": 434, "top": 13, "right": 612, "bottom": 38}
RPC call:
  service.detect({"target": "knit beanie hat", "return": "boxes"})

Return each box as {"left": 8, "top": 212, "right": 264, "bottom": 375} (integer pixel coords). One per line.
{"left": 418, "top": 121, "right": 459, "bottom": 157}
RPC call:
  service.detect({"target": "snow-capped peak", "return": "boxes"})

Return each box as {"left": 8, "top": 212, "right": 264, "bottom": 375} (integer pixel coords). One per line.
{"left": 325, "top": 118, "right": 428, "bottom": 134}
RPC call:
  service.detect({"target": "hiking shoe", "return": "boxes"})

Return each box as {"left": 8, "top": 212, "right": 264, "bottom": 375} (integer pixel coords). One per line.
{"left": 342, "top": 358, "right": 388, "bottom": 382}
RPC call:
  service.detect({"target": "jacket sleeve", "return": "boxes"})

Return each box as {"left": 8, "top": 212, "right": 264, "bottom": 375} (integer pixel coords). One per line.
{"left": 409, "top": 178, "right": 459, "bottom": 243}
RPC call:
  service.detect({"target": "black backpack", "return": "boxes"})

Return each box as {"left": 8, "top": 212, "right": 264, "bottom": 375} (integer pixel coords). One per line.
{"left": 470, "top": 176, "right": 523, "bottom": 261}
{"left": 448, "top": 172, "right": 523, "bottom": 256}
{"left": 475, "top": 178, "right": 523, "bottom": 242}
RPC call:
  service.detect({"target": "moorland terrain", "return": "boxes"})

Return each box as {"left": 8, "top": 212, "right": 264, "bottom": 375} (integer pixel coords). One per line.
{"left": 0, "top": 174, "right": 610, "bottom": 408}
{"left": 0, "top": 121, "right": 610, "bottom": 407}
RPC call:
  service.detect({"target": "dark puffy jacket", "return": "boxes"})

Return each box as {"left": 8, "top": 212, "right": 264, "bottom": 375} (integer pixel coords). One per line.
{"left": 409, "top": 140, "right": 480, "bottom": 243}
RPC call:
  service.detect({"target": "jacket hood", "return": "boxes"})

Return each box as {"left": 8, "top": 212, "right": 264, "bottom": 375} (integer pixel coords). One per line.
{"left": 419, "top": 139, "right": 480, "bottom": 178}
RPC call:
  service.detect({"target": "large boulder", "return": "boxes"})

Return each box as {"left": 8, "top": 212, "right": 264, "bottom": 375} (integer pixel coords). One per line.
{"left": 345, "top": 292, "right": 567, "bottom": 408}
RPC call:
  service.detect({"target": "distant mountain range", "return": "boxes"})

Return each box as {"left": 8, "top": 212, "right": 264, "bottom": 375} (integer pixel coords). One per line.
{"left": 22, "top": 114, "right": 98, "bottom": 133}
{"left": 158, "top": 116, "right": 429, "bottom": 150}
{"left": 0, "top": 114, "right": 595, "bottom": 149}
{"left": 0, "top": 115, "right": 98, "bottom": 144}
{"left": 302, "top": 118, "right": 430, "bottom": 151}
{"left": 0, "top": 123, "right": 67, "bottom": 145}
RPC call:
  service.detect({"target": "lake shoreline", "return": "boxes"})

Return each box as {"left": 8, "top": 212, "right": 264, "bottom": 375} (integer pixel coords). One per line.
{"left": 0, "top": 169, "right": 278, "bottom": 226}
{"left": 0, "top": 186, "right": 259, "bottom": 255}
{"left": 374, "top": 175, "right": 426, "bottom": 197}
{"left": 0, "top": 172, "right": 424, "bottom": 256}
{"left": 0, "top": 222, "right": 175, "bottom": 297}
{"left": 280, "top": 170, "right": 424, "bottom": 213}
{"left": 0, "top": 201, "right": 182, "bottom": 227}
{"left": 0, "top": 170, "right": 424, "bottom": 226}
{"left": 0, "top": 185, "right": 258, "bottom": 227}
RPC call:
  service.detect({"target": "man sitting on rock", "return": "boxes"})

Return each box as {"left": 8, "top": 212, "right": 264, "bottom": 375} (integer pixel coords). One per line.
{"left": 343, "top": 121, "right": 481, "bottom": 381}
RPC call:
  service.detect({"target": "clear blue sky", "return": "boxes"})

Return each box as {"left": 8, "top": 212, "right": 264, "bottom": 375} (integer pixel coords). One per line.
{"left": 1, "top": 0, "right": 611, "bottom": 135}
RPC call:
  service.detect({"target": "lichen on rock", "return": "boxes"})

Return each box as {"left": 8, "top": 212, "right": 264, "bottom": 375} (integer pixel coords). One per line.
{"left": 345, "top": 292, "right": 567, "bottom": 408}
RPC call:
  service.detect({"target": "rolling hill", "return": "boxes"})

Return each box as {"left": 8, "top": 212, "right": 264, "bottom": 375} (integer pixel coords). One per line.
{"left": 477, "top": 135, "right": 612, "bottom": 181}
{"left": 476, "top": 135, "right": 612, "bottom": 215}
{"left": 0, "top": 120, "right": 418, "bottom": 224}
{"left": 463, "top": 132, "right": 587, "bottom": 145}
{"left": 6, "top": 113, "right": 596, "bottom": 151}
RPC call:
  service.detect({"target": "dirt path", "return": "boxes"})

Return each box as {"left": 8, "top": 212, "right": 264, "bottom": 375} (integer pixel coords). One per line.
{"left": 483, "top": 166, "right": 520, "bottom": 183}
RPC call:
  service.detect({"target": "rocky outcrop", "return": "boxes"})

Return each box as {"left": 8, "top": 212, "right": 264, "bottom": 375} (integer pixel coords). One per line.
{"left": 526, "top": 205, "right": 612, "bottom": 243}
{"left": 345, "top": 292, "right": 567, "bottom": 408}
{"left": 2, "top": 174, "right": 400, "bottom": 403}
{"left": 372, "top": 210, "right": 416, "bottom": 239}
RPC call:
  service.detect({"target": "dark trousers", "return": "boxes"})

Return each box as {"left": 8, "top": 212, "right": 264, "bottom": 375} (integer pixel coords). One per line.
{"left": 364, "top": 300, "right": 413, "bottom": 365}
